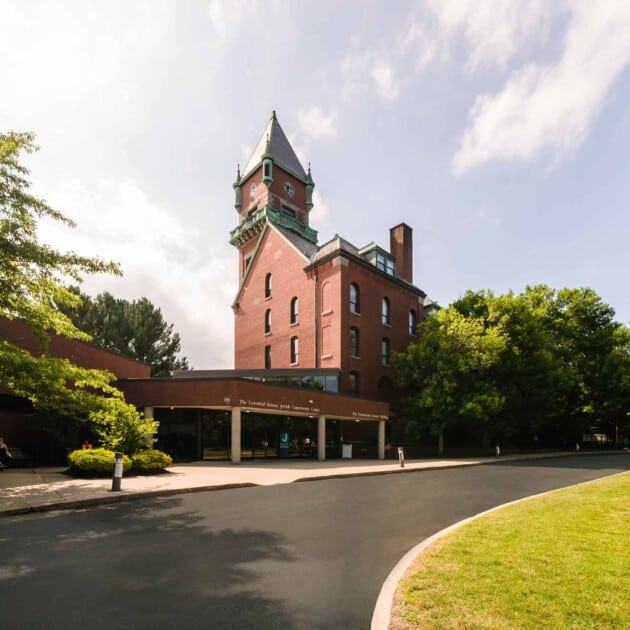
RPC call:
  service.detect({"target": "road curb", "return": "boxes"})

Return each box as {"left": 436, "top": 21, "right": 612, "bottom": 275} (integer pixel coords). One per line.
{"left": 1, "top": 451, "right": 624, "bottom": 518}
{"left": 294, "top": 450, "right": 590, "bottom": 483}
{"left": 370, "top": 468, "right": 630, "bottom": 630}
{"left": 0, "top": 482, "right": 258, "bottom": 517}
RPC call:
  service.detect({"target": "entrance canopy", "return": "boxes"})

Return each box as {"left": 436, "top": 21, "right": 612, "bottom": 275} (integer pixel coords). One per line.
{"left": 118, "top": 375, "right": 389, "bottom": 422}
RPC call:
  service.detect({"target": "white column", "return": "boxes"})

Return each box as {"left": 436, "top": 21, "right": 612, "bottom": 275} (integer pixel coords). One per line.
{"left": 231, "top": 407, "right": 241, "bottom": 464}
{"left": 143, "top": 406, "right": 154, "bottom": 448}
{"left": 378, "top": 420, "right": 385, "bottom": 460}
{"left": 317, "top": 415, "right": 326, "bottom": 461}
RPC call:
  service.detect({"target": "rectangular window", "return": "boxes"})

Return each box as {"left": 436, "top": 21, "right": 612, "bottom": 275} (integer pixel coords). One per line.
{"left": 349, "top": 371, "right": 360, "bottom": 396}
{"left": 281, "top": 205, "right": 296, "bottom": 218}
{"left": 375, "top": 253, "right": 395, "bottom": 276}
{"left": 381, "top": 338, "right": 390, "bottom": 366}
{"left": 290, "top": 337, "right": 299, "bottom": 364}
{"left": 350, "top": 327, "right": 360, "bottom": 357}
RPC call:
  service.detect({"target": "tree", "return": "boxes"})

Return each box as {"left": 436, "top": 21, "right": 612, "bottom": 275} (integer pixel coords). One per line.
{"left": 0, "top": 132, "right": 157, "bottom": 453}
{"left": 395, "top": 308, "right": 506, "bottom": 455}
{"left": 61, "top": 289, "right": 189, "bottom": 376}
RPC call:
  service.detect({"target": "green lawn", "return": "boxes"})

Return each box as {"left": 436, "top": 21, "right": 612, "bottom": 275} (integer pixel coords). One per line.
{"left": 392, "top": 471, "right": 630, "bottom": 629}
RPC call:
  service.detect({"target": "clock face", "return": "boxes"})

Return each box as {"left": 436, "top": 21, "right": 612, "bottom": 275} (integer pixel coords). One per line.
{"left": 249, "top": 183, "right": 256, "bottom": 199}
{"left": 284, "top": 182, "right": 295, "bottom": 197}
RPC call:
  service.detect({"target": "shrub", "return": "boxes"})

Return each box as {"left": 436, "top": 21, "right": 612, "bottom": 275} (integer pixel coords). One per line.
{"left": 131, "top": 449, "right": 173, "bottom": 473}
{"left": 67, "top": 448, "right": 132, "bottom": 476}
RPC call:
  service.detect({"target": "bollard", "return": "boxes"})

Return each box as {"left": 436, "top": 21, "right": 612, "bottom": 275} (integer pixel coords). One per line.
{"left": 397, "top": 446, "right": 405, "bottom": 469}
{"left": 111, "top": 451, "right": 124, "bottom": 492}
{"left": 495, "top": 444, "right": 500, "bottom": 458}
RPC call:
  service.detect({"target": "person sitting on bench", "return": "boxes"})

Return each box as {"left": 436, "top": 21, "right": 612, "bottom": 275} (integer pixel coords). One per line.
{"left": 0, "top": 437, "right": 13, "bottom": 469}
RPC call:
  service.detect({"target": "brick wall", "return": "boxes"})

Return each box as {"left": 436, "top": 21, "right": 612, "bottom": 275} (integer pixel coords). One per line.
{"left": 234, "top": 226, "right": 315, "bottom": 368}
{"left": 0, "top": 316, "right": 151, "bottom": 379}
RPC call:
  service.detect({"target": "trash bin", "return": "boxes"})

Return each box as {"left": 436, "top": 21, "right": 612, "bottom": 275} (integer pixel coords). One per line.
{"left": 342, "top": 444, "right": 353, "bottom": 459}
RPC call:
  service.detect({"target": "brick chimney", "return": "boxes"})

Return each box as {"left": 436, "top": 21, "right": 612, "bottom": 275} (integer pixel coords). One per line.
{"left": 390, "top": 223, "right": 413, "bottom": 283}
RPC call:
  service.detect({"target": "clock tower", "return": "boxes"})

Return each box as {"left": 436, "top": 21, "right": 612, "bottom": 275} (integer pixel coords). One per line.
{"left": 230, "top": 111, "right": 316, "bottom": 278}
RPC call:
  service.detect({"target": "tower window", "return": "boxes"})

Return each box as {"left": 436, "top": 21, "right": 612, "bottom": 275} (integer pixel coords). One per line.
{"left": 264, "top": 309, "right": 271, "bottom": 334}
{"left": 264, "top": 345, "right": 271, "bottom": 369}
{"left": 381, "top": 338, "right": 391, "bottom": 366}
{"left": 409, "top": 309, "right": 417, "bottom": 335}
{"left": 281, "top": 205, "right": 296, "bottom": 218}
{"left": 265, "top": 273, "right": 272, "bottom": 298}
{"left": 290, "top": 297, "right": 299, "bottom": 324}
{"left": 243, "top": 255, "right": 252, "bottom": 277}
{"left": 290, "top": 336, "right": 299, "bottom": 364}
{"left": 349, "top": 327, "right": 360, "bottom": 358}
{"left": 349, "top": 283, "right": 360, "bottom": 313}
{"left": 349, "top": 371, "right": 360, "bottom": 396}
{"left": 381, "top": 297, "right": 391, "bottom": 325}
{"left": 264, "top": 162, "right": 271, "bottom": 178}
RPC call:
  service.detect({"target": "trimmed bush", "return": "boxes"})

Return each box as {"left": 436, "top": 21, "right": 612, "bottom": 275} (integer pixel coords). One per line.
{"left": 67, "top": 448, "right": 132, "bottom": 476}
{"left": 131, "top": 449, "right": 172, "bottom": 473}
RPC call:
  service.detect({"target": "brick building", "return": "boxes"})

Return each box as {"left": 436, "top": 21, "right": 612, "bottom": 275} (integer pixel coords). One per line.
{"left": 230, "top": 111, "right": 427, "bottom": 404}
{"left": 1, "top": 112, "right": 437, "bottom": 463}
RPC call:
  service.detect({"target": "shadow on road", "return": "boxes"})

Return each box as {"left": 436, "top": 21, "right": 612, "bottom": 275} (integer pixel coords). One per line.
{"left": 0, "top": 495, "right": 298, "bottom": 629}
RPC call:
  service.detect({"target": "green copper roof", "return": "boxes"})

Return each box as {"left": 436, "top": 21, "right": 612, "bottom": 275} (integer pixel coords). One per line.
{"left": 230, "top": 205, "right": 318, "bottom": 247}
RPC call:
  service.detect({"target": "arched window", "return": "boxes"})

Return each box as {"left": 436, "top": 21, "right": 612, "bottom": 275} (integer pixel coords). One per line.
{"left": 265, "top": 272, "right": 272, "bottom": 298}
{"left": 349, "top": 283, "right": 360, "bottom": 313}
{"left": 349, "top": 371, "right": 360, "bottom": 395}
{"left": 381, "top": 338, "right": 391, "bottom": 366}
{"left": 290, "top": 336, "right": 299, "bottom": 364}
{"left": 349, "top": 327, "right": 360, "bottom": 357}
{"left": 290, "top": 296, "right": 299, "bottom": 324}
{"left": 409, "top": 309, "right": 417, "bottom": 335}
{"left": 264, "top": 308, "right": 271, "bottom": 334}
{"left": 381, "top": 297, "right": 391, "bottom": 325}
{"left": 264, "top": 345, "right": 271, "bottom": 369}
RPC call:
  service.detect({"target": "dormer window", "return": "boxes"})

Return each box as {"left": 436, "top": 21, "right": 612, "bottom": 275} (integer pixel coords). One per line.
{"left": 376, "top": 252, "right": 395, "bottom": 276}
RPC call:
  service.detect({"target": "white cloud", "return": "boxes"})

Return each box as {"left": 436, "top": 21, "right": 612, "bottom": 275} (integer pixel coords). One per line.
{"left": 371, "top": 63, "right": 400, "bottom": 101}
{"left": 425, "top": 0, "right": 553, "bottom": 70}
{"left": 207, "top": 0, "right": 258, "bottom": 46}
{"left": 453, "top": 1, "right": 630, "bottom": 173}
{"left": 37, "top": 178, "right": 235, "bottom": 368}
{"left": 309, "top": 189, "right": 330, "bottom": 229}
{"left": 297, "top": 106, "right": 337, "bottom": 139}
{"left": 474, "top": 204, "right": 502, "bottom": 225}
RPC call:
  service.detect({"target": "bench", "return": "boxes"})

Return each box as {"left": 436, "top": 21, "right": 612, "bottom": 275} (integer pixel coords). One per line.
{"left": 8, "top": 447, "right": 34, "bottom": 468}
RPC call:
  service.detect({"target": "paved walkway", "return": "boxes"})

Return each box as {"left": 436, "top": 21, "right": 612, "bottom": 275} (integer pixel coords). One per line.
{"left": 0, "top": 451, "right": 583, "bottom": 517}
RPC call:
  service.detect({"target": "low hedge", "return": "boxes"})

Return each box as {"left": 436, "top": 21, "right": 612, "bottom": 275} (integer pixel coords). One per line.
{"left": 68, "top": 448, "right": 132, "bottom": 476}
{"left": 131, "top": 449, "right": 173, "bottom": 473}
{"left": 67, "top": 448, "right": 172, "bottom": 476}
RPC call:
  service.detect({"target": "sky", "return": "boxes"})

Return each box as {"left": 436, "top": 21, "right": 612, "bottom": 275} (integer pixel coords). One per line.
{"left": 2, "top": 0, "right": 630, "bottom": 368}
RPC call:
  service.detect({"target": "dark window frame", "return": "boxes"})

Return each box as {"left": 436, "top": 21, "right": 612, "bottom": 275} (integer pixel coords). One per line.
{"left": 349, "top": 283, "right": 360, "bottom": 313}
{"left": 349, "top": 326, "right": 360, "bottom": 357}
{"left": 290, "top": 336, "right": 299, "bottom": 364}
{"left": 382, "top": 297, "right": 391, "bottom": 325}
{"left": 290, "top": 296, "right": 299, "bottom": 324}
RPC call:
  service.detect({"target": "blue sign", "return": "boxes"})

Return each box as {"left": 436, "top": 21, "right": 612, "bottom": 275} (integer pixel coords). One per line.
{"left": 279, "top": 431, "right": 290, "bottom": 458}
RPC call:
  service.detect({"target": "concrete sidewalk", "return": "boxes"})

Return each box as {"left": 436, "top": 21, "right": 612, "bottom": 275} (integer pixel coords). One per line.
{"left": 0, "top": 452, "right": 582, "bottom": 517}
